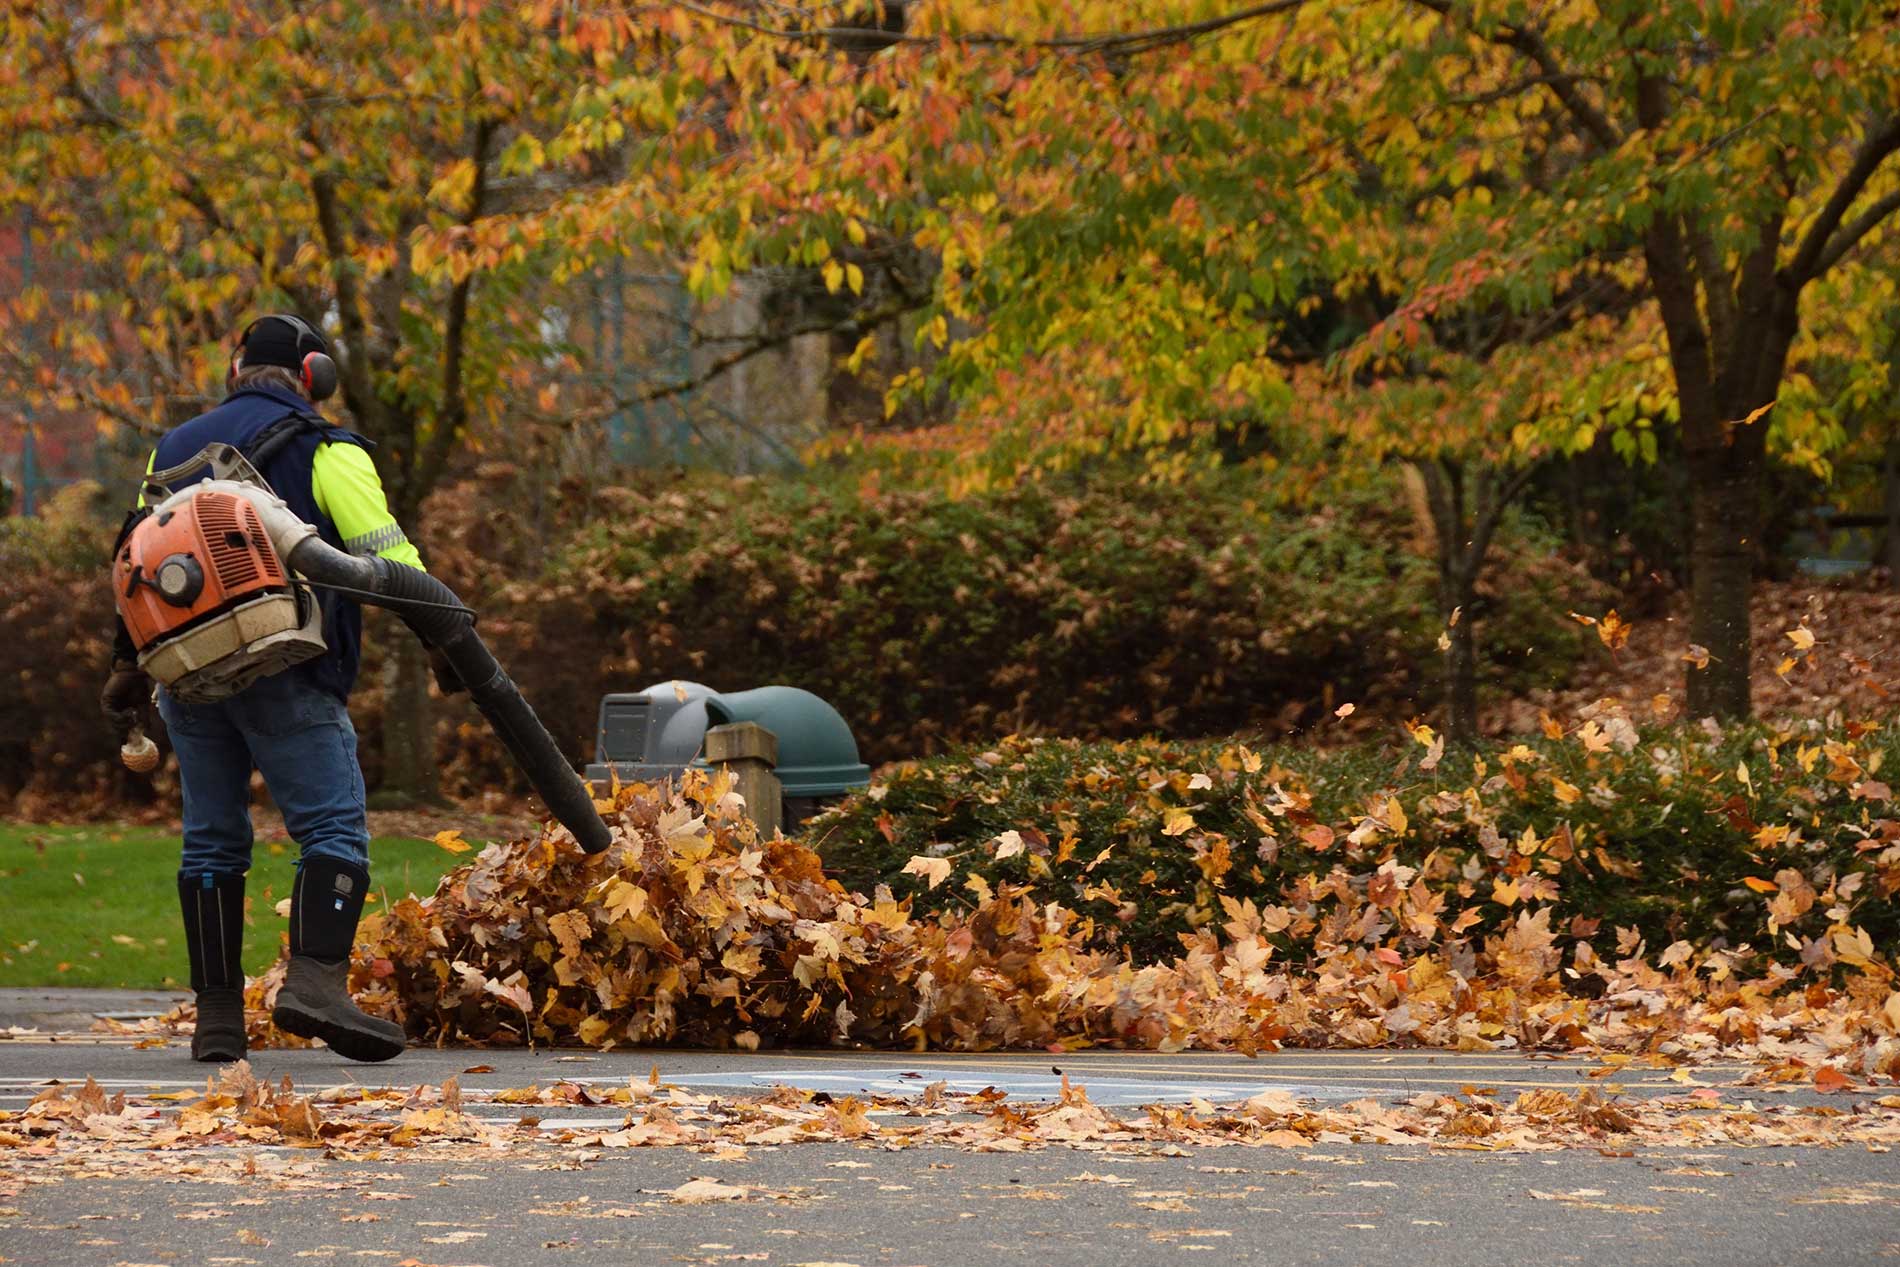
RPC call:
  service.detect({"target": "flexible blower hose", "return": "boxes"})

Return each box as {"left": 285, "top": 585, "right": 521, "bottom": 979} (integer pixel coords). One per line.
{"left": 285, "top": 537, "right": 614, "bottom": 856}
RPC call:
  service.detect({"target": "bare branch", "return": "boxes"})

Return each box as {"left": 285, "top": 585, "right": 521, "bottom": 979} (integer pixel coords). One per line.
{"left": 1411, "top": 0, "right": 1623, "bottom": 150}
{"left": 307, "top": 164, "right": 375, "bottom": 413}
{"left": 1787, "top": 113, "right": 1900, "bottom": 284}
{"left": 417, "top": 108, "right": 498, "bottom": 502}
{"left": 674, "top": 0, "right": 1306, "bottom": 55}
{"left": 1444, "top": 71, "right": 1606, "bottom": 109}
{"left": 1623, "top": 64, "right": 1719, "bottom": 424}
{"left": 1812, "top": 187, "right": 1900, "bottom": 278}
{"left": 623, "top": 291, "right": 921, "bottom": 405}
{"left": 1644, "top": 211, "right": 1717, "bottom": 427}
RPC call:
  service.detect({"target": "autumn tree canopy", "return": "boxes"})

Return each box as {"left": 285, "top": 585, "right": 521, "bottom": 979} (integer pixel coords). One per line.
{"left": 0, "top": 0, "right": 727, "bottom": 797}
{"left": 1, "top": 1, "right": 632, "bottom": 519}
{"left": 6, "top": 1, "right": 1899, "bottom": 734}
{"left": 577, "top": 0, "right": 1899, "bottom": 722}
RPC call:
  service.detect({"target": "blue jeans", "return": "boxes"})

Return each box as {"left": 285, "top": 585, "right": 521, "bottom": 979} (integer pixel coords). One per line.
{"left": 158, "top": 672, "right": 369, "bottom": 881}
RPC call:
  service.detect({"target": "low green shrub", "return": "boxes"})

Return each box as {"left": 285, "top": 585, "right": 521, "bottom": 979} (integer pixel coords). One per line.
{"left": 483, "top": 467, "right": 1594, "bottom": 779}
{"left": 807, "top": 714, "right": 1900, "bottom": 965}
{"left": 0, "top": 489, "right": 125, "bottom": 807}
{"left": 3, "top": 466, "right": 1598, "bottom": 805}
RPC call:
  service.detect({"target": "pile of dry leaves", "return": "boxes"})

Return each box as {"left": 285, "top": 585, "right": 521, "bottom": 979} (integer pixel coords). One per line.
{"left": 232, "top": 765, "right": 1900, "bottom": 1084}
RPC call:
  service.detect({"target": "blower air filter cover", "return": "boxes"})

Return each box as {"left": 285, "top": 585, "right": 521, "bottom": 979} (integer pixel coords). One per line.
{"left": 121, "top": 730, "right": 160, "bottom": 773}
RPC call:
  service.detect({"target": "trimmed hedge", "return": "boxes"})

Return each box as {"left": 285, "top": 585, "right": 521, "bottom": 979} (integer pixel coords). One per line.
{"left": 3, "top": 467, "right": 1596, "bottom": 805}
{"left": 466, "top": 468, "right": 1593, "bottom": 785}
{"left": 808, "top": 718, "right": 1900, "bottom": 964}
{"left": 0, "top": 494, "right": 128, "bottom": 808}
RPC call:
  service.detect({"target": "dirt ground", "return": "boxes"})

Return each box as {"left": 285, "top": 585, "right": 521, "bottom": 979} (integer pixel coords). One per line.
{"left": 1496, "top": 577, "right": 1900, "bottom": 733}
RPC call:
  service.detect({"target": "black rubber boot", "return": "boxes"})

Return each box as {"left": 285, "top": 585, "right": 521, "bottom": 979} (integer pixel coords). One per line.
{"left": 271, "top": 857, "right": 405, "bottom": 1063}
{"left": 178, "top": 873, "right": 248, "bottom": 1063}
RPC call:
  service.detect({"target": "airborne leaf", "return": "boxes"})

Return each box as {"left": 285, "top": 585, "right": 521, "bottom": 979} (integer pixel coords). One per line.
{"left": 902, "top": 855, "right": 954, "bottom": 890}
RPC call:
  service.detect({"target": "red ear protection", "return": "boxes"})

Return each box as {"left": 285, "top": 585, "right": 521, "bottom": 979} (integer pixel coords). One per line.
{"left": 300, "top": 349, "right": 338, "bottom": 401}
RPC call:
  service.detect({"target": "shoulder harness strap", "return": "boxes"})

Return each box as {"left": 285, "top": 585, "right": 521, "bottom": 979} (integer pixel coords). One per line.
{"left": 243, "top": 410, "right": 329, "bottom": 472}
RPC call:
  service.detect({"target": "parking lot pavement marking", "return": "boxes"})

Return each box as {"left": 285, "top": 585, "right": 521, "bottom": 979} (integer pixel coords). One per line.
{"left": 662, "top": 1067, "right": 1378, "bottom": 1105}
{"left": 725, "top": 1057, "right": 1731, "bottom": 1093}
{"left": 761, "top": 1049, "right": 1740, "bottom": 1073}
{"left": 766, "top": 1048, "right": 1608, "bottom": 1060}
{"left": 0, "top": 1036, "right": 141, "bottom": 1046}
{"left": 1, "top": 1069, "right": 1373, "bottom": 1108}
{"left": 0, "top": 1047, "right": 1762, "bottom": 1107}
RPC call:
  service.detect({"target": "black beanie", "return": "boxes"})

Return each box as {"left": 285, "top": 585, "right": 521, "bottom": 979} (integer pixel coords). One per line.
{"left": 238, "top": 315, "right": 328, "bottom": 371}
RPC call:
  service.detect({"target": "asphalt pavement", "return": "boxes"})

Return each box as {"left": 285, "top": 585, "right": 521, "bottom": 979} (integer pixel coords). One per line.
{"left": 2, "top": 1034, "right": 1897, "bottom": 1266}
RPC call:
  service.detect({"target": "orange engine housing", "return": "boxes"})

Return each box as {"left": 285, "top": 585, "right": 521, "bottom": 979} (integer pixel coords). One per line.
{"left": 114, "top": 490, "right": 290, "bottom": 650}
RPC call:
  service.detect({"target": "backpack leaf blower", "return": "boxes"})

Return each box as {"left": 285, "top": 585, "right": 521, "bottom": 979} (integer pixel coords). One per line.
{"left": 113, "top": 443, "right": 613, "bottom": 855}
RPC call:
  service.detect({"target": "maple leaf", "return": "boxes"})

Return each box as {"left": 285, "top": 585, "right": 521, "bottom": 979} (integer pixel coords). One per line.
{"left": 483, "top": 975, "right": 533, "bottom": 1017}
{"left": 1594, "top": 610, "right": 1631, "bottom": 653}
{"left": 548, "top": 910, "right": 591, "bottom": 960}
{"left": 902, "top": 855, "right": 953, "bottom": 890}
{"left": 1812, "top": 1066, "right": 1855, "bottom": 1094}
{"left": 666, "top": 1177, "right": 760, "bottom": 1203}
{"left": 433, "top": 829, "right": 472, "bottom": 854}
{"left": 600, "top": 880, "right": 649, "bottom": 925}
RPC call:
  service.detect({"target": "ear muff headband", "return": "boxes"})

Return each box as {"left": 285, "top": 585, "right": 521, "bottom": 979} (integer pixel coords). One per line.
{"left": 237, "top": 312, "right": 327, "bottom": 354}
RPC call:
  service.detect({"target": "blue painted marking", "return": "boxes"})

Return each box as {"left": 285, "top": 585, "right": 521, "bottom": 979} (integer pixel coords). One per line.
{"left": 665, "top": 1067, "right": 1375, "bottom": 1107}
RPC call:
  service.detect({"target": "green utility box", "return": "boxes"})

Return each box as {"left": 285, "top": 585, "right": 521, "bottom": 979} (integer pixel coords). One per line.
{"left": 698, "top": 686, "right": 871, "bottom": 798}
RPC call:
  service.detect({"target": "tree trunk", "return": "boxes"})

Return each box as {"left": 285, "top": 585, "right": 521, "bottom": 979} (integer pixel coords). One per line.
{"left": 1441, "top": 573, "right": 1479, "bottom": 745}
{"left": 367, "top": 446, "right": 444, "bottom": 807}
{"left": 1413, "top": 457, "right": 1528, "bottom": 749}
{"left": 1883, "top": 429, "right": 1900, "bottom": 586}
{"left": 1684, "top": 449, "right": 1758, "bottom": 719}
{"left": 1674, "top": 257, "right": 1793, "bottom": 719}
{"left": 374, "top": 633, "right": 441, "bottom": 808}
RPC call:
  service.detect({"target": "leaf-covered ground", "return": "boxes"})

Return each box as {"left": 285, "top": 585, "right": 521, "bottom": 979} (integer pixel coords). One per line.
{"left": 8, "top": 1061, "right": 1899, "bottom": 1168}
{"left": 215, "top": 719, "right": 1900, "bottom": 1087}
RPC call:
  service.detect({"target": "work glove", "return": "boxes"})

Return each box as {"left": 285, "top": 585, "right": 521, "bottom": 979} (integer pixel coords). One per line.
{"left": 427, "top": 645, "right": 466, "bottom": 696}
{"left": 100, "top": 658, "right": 151, "bottom": 737}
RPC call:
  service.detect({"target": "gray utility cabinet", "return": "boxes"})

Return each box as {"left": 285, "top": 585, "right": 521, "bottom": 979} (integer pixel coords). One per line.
{"left": 584, "top": 681, "right": 871, "bottom": 831}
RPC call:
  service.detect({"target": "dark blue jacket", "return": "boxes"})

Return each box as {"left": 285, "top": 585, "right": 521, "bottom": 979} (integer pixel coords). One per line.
{"left": 151, "top": 386, "right": 374, "bottom": 701}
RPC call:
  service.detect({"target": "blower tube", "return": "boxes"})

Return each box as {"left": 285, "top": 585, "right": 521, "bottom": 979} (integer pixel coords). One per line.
{"left": 284, "top": 536, "right": 614, "bottom": 855}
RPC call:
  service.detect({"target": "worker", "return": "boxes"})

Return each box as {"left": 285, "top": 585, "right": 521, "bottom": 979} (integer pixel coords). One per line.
{"left": 100, "top": 314, "right": 458, "bottom": 1064}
